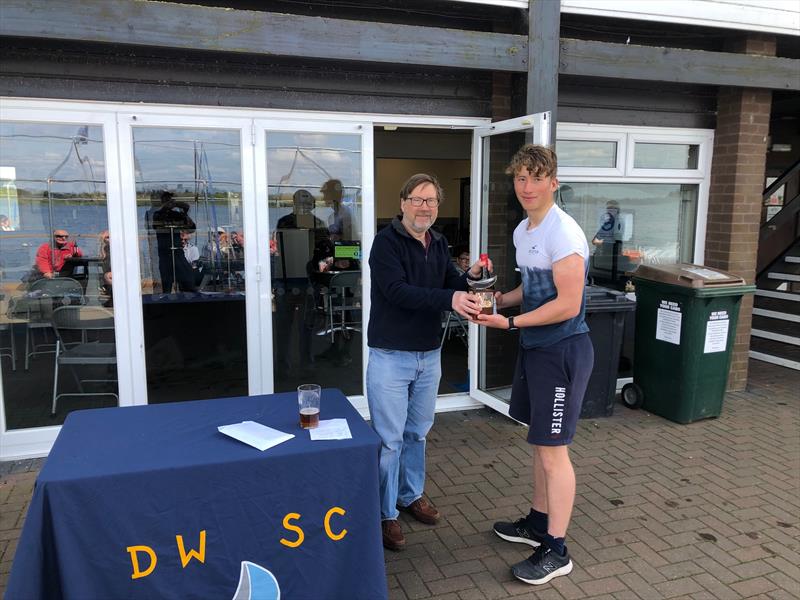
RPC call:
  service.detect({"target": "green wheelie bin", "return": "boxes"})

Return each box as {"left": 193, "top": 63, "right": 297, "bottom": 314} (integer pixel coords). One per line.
{"left": 621, "top": 263, "right": 755, "bottom": 424}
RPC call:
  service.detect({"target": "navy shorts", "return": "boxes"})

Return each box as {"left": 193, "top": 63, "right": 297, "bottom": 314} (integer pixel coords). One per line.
{"left": 509, "top": 333, "right": 594, "bottom": 446}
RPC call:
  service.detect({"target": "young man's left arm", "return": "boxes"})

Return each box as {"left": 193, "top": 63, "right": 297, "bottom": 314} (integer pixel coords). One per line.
{"left": 476, "top": 253, "right": 584, "bottom": 329}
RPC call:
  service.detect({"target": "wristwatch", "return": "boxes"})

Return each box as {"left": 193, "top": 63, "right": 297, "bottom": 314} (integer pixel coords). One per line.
{"left": 507, "top": 316, "right": 519, "bottom": 331}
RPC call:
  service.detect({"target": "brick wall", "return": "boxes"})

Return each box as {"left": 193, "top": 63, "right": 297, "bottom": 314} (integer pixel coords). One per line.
{"left": 705, "top": 34, "right": 776, "bottom": 390}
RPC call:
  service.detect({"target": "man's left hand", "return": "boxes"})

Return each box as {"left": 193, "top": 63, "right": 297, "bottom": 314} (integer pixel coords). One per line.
{"left": 474, "top": 313, "right": 509, "bottom": 329}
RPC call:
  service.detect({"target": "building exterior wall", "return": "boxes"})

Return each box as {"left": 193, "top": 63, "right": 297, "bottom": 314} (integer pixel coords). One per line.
{"left": 705, "top": 34, "right": 776, "bottom": 391}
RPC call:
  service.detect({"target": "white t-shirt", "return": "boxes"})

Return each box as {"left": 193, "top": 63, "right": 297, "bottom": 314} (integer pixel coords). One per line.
{"left": 513, "top": 204, "right": 590, "bottom": 348}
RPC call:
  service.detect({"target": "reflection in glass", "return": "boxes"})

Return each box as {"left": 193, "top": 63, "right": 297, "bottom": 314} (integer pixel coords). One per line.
{"left": 0, "top": 122, "right": 118, "bottom": 429}
{"left": 477, "top": 132, "right": 526, "bottom": 404}
{"left": 561, "top": 182, "right": 698, "bottom": 288}
{"left": 557, "top": 140, "right": 617, "bottom": 168}
{"left": 634, "top": 143, "right": 699, "bottom": 170}
{"left": 132, "top": 127, "right": 246, "bottom": 403}
{"left": 267, "top": 132, "right": 363, "bottom": 395}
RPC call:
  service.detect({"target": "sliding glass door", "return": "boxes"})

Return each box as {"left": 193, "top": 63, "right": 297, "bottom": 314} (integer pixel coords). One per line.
{"left": 256, "top": 121, "right": 372, "bottom": 397}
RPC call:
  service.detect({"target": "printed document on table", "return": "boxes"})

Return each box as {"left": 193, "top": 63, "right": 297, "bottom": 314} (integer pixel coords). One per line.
{"left": 218, "top": 421, "right": 295, "bottom": 451}
{"left": 309, "top": 418, "right": 352, "bottom": 441}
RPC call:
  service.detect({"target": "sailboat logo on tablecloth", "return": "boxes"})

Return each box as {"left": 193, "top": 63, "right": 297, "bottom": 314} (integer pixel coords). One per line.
{"left": 231, "top": 561, "right": 280, "bottom": 600}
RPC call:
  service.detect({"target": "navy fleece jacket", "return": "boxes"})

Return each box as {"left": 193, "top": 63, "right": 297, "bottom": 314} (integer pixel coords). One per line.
{"left": 368, "top": 217, "right": 470, "bottom": 351}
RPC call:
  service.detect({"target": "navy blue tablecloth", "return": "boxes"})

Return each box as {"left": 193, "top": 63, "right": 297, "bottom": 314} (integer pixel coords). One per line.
{"left": 6, "top": 389, "right": 387, "bottom": 600}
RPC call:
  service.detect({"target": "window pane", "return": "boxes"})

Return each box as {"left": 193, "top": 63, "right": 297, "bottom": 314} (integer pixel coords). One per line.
{"left": 634, "top": 143, "right": 699, "bottom": 169}
{"left": 132, "top": 127, "right": 247, "bottom": 403}
{"left": 267, "top": 132, "right": 363, "bottom": 395}
{"left": 478, "top": 131, "right": 527, "bottom": 405}
{"left": 0, "top": 122, "right": 118, "bottom": 429}
{"left": 560, "top": 182, "right": 698, "bottom": 288}
{"left": 557, "top": 140, "right": 617, "bottom": 168}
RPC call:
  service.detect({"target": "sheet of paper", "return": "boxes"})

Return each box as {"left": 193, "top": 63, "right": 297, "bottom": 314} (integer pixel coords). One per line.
{"left": 309, "top": 418, "right": 352, "bottom": 441}
{"left": 656, "top": 300, "right": 682, "bottom": 345}
{"left": 704, "top": 312, "right": 730, "bottom": 353}
{"left": 218, "top": 421, "right": 294, "bottom": 451}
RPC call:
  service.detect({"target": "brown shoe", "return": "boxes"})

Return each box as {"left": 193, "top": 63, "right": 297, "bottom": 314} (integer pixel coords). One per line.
{"left": 398, "top": 497, "right": 440, "bottom": 525}
{"left": 382, "top": 519, "right": 406, "bottom": 551}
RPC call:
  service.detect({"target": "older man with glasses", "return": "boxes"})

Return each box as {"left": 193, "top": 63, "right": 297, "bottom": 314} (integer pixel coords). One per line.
{"left": 367, "top": 173, "right": 489, "bottom": 552}
{"left": 34, "top": 229, "right": 83, "bottom": 279}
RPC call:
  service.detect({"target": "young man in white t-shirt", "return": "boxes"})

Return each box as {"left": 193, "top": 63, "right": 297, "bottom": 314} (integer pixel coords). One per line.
{"left": 476, "top": 144, "right": 594, "bottom": 585}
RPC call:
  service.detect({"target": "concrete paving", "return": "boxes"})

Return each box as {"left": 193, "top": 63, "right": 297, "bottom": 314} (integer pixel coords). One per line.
{"left": 1, "top": 360, "right": 798, "bottom": 599}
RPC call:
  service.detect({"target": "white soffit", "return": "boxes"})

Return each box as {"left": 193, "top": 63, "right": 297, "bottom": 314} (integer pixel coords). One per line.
{"left": 452, "top": 1, "right": 799, "bottom": 36}
{"left": 561, "top": 0, "right": 800, "bottom": 37}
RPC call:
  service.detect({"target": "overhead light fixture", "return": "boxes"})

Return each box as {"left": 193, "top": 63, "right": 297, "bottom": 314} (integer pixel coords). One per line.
{"left": 383, "top": 125, "right": 398, "bottom": 131}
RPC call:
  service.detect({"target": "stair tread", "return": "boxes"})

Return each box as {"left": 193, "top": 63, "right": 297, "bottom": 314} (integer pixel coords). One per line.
{"left": 755, "top": 289, "right": 800, "bottom": 302}
{"left": 749, "top": 351, "right": 800, "bottom": 370}
{"left": 750, "top": 336, "right": 800, "bottom": 361}
{"left": 753, "top": 314, "right": 800, "bottom": 335}
{"left": 754, "top": 295, "right": 800, "bottom": 314}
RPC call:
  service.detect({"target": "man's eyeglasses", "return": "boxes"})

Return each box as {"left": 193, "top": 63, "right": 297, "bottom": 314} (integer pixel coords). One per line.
{"left": 405, "top": 196, "right": 440, "bottom": 208}
{"left": 54, "top": 234, "right": 69, "bottom": 239}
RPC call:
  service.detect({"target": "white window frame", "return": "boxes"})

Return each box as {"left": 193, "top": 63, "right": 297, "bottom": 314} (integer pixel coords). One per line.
{"left": 556, "top": 122, "right": 714, "bottom": 265}
{"left": 0, "top": 105, "right": 128, "bottom": 458}
{"left": 116, "top": 112, "right": 256, "bottom": 406}
{"left": 253, "top": 118, "right": 373, "bottom": 408}
{"left": 627, "top": 131, "right": 710, "bottom": 179}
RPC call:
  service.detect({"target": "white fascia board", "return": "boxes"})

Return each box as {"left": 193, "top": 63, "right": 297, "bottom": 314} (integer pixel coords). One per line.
{"left": 561, "top": 0, "right": 800, "bottom": 37}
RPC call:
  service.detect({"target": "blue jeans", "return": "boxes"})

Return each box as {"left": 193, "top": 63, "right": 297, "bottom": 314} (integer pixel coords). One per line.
{"left": 366, "top": 347, "right": 441, "bottom": 521}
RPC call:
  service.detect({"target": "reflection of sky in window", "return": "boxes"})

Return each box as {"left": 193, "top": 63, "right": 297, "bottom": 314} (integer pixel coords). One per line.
{"left": 557, "top": 140, "right": 617, "bottom": 168}
{"left": 0, "top": 123, "right": 105, "bottom": 194}
{"left": 132, "top": 128, "right": 241, "bottom": 191}
{"left": 634, "top": 144, "right": 698, "bottom": 169}
{"left": 266, "top": 132, "right": 361, "bottom": 188}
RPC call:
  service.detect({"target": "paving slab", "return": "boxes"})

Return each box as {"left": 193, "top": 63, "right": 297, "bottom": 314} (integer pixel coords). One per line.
{"left": 1, "top": 360, "right": 797, "bottom": 599}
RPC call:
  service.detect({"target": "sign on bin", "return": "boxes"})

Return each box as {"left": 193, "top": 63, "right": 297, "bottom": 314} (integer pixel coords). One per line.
{"left": 655, "top": 300, "right": 681, "bottom": 345}
{"left": 704, "top": 311, "right": 729, "bottom": 353}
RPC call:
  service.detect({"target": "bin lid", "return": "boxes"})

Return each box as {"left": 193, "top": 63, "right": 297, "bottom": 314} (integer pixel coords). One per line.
{"left": 584, "top": 286, "right": 637, "bottom": 311}
{"left": 632, "top": 263, "right": 746, "bottom": 288}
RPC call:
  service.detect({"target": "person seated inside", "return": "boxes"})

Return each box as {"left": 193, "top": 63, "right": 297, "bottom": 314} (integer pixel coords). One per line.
{"left": 34, "top": 229, "right": 83, "bottom": 279}
{"left": 180, "top": 229, "right": 204, "bottom": 287}
{"left": 98, "top": 230, "right": 112, "bottom": 300}
{"left": 230, "top": 230, "right": 245, "bottom": 260}
{"left": 454, "top": 246, "right": 470, "bottom": 275}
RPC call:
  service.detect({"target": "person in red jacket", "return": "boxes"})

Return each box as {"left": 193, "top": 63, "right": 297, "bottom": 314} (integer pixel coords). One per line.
{"left": 35, "top": 229, "right": 83, "bottom": 279}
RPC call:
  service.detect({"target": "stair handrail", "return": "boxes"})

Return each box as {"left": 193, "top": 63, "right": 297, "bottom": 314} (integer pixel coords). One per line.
{"left": 758, "top": 158, "right": 800, "bottom": 278}
{"left": 763, "top": 157, "right": 800, "bottom": 203}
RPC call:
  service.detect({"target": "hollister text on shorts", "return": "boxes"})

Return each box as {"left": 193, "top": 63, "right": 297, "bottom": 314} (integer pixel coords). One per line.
{"left": 551, "top": 387, "right": 566, "bottom": 434}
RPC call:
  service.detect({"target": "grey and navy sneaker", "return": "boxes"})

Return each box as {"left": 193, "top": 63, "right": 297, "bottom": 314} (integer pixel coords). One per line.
{"left": 511, "top": 545, "right": 573, "bottom": 585}
{"left": 493, "top": 516, "right": 545, "bottom": 547}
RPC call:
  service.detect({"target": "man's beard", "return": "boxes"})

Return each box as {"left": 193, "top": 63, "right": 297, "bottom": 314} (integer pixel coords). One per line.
{"left": 403, "top": 215, "right": 434, "bottom": 234}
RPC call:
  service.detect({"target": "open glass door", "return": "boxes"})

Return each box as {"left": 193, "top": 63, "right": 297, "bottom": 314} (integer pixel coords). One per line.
{"left": 469, "top": 112, "right": 551, "bottom": 415}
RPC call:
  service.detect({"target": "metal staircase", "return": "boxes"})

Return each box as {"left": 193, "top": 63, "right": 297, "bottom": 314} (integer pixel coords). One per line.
{"left": 750, "top": 160, "right": 800, "bottom": 371}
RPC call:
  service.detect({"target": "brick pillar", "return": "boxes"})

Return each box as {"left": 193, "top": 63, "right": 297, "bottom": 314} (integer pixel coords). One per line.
{"left": 705, "top": 34, "right": 775, "bottom": 391}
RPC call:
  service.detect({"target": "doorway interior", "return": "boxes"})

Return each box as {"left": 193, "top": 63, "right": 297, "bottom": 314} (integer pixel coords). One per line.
{"left": 373, "top": 126, "right": 473, "bottom": 395}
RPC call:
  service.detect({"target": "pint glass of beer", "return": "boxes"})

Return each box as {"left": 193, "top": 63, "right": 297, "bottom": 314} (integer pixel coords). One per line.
{"left": 298, "top": 384, "right": 321, "bottom": 429}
